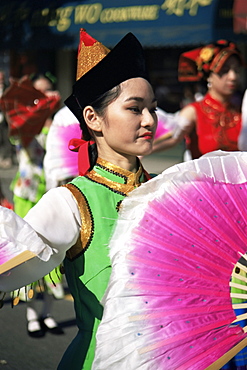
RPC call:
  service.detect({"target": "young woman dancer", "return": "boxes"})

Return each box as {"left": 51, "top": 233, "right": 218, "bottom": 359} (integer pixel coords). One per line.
{"left": 0, "top": 29, "right": 157, "bottom": 369}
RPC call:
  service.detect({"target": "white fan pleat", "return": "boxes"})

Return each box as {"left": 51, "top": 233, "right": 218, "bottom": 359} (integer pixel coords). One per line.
{"left": 93, "top": 151, "right": 247, "bottom": 370}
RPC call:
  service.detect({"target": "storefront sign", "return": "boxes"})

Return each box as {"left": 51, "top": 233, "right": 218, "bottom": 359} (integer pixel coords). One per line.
{"left": 0, "top": 0, "right": 241, "bottom": 49}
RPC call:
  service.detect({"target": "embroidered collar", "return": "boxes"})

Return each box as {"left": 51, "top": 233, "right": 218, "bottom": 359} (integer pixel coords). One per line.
{"left": 203, "top": 93, "right": 237, "bottom": 113}
{"left": 85, "top": 157, "right": 148, "bottom": 195}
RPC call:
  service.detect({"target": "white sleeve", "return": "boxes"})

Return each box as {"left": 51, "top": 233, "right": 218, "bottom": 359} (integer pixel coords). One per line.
{"left": 238, "top": 89, "right": 247, "bottom": 151}
{"left": 0, "top": 187, "right": 81, "bottom": 291}
{"left": 156, "top": 108, "right": 179, "bottom": 133}
{"left": 172, "top": 114, "right": 193, "bottom": 139}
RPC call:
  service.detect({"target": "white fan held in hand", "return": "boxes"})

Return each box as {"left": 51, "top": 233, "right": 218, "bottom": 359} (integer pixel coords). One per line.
{"left": 92, "top": 150, "right": 247, "bottom": 370}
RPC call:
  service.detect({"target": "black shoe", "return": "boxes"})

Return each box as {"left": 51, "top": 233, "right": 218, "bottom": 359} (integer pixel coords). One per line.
{"left": 27, "top": 319, "right": 45, "bottom": 338}
{"left": 40, "top": 315, "right": 64, "bottom": 335}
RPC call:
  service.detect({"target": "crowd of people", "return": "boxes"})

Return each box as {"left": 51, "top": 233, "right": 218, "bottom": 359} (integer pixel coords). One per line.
{"left": 0, "top": 28, "right": 246, "bottom": 370}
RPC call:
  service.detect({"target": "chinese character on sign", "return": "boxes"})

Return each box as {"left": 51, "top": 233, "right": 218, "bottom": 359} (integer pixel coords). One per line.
{"left": 161, "top": 0, "right": 213, "bottom": 17}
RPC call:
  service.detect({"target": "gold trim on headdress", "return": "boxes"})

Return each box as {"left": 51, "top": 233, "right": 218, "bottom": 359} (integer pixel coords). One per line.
{"left": 65, "top": 31, "right": 148, "bottom": 122}
{"left": 178, "top": 40, "right": 243, "bottom": 82}
{"left": 76, "top": 29, "right": 110, "bottom": 81}
{"left": 196, "top": 47, "right": 215, "bottom": 71}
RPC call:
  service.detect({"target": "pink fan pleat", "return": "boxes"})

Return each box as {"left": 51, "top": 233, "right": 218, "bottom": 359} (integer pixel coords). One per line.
{"left": 93, "top": 152, "right": 247, "bottom": 370}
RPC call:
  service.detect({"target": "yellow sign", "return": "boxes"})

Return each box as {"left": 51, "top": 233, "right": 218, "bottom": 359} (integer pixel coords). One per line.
{"left": 43, "top": 1, "right": 213, "bottom": 32}
{"left": 161, "top": 0, "right": 213, "bottom": 17}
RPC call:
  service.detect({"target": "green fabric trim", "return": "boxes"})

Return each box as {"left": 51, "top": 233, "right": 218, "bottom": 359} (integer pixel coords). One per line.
{"left": 61, "top": 160, "right": 148, "bottom": 369}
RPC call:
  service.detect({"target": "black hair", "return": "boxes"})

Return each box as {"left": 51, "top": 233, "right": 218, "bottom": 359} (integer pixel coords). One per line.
{"left": 80, "top": 84, "right": 122, "bottom": 170}
{"left": 30, "top": 72, "right": 57, "bottom": 89}
{"left": 80, "top": 84, "right": 122, "bottom": 139}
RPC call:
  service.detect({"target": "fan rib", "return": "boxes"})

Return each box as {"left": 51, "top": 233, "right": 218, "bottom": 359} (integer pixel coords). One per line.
{"left": 232, "top": 272, "right": 247, "bottom": 283}
{"left": 236, "top": 261, "right": 247, "bottom": 274}
{"left": 205, "top": 337, "right": 247, "bottom": 370}
{"left": 129, "top": 304, "right": 232, "bottom": 321}
{"left": 132, "top": 230, "right": 231, "bottom": 277}
{"left": 167, "top": 181, "right": 247, "bottom": 254}
{"left": 177, "top": 334, "right": 244, "bottom": 370}
{"left": 230, "top": 282, "right": 247, "bottom": 292}
{"left": 148, "top": 195, "right": 246, "bottom": 264}
{"left": 127, "top": 282, "right": 230, "bottom": 297}
{"left": 232, "top": 303, "right": 247, "bottom": 309}
{"left": 231, "top": 293, "right": 247, "bottom": 300}
{"left": 138, "top": 318, "right": 234, "bottom": 355}
{"left": 232, "top": 313, "right": 247, "bottom": 323}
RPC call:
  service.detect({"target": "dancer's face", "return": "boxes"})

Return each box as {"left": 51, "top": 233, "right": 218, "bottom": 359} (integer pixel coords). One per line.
{"left": 209, "top": 55, "right": 241, "bottom": 98}
{"left": 85, "top": 77, "right": 157, "bottom": 165}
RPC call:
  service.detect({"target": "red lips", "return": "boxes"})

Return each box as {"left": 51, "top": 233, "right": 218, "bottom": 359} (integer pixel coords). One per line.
{"left": 141, "top": 132, "right": 153, "bottom": 139}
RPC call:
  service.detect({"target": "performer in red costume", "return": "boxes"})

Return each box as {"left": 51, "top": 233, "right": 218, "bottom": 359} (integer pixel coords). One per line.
{"left": 176, "top": 40, "right": 244, "bottom": 160}
{"left": 152, "top": 40, "right": 245, "bottom": 159}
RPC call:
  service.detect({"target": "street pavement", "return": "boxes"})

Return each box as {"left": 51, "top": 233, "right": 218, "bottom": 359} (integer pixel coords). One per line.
{"left": 0, "top": 293, "right": 77, "bottom": 370}
{"left": 0, "top": 147, "right": 184, "bottom": 370}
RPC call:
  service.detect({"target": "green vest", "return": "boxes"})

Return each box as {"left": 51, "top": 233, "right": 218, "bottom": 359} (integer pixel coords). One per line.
{"left": 58, "top": 158, "right": 148, "bottom": 370}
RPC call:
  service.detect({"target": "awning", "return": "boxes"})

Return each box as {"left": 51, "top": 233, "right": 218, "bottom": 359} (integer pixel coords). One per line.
{"left": 48, "top": 0, "right": 218, "bottom": 48}
{"left": 0, "top": 0, "right": 245, "bottom": 50}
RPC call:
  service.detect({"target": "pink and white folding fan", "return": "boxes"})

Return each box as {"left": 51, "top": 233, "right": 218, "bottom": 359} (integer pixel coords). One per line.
{"left": 154, "top": 107, "right": 178, "bottom": 144}
{"left": 93, "top": 151, "right": 247, "bottom": 370}
{"left": 44, "top": 106, "right": 81, "bottom": 190}
{"left": 0, "top": 207, "right": 59, "bottom": 292}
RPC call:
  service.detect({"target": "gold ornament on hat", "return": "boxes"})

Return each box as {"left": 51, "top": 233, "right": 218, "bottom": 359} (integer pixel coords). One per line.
{"left": 199, "top": 47, "right": 214, "bottom": 62}
{"left": 196, "top": 47, "right": 215, "bottom": 71}
{"left": 76, "top": 28, "right": 110, "bottom": 81}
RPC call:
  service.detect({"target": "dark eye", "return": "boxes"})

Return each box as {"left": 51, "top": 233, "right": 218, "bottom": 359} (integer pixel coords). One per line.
{"left": 218, "top": 67, "right": 230, "bottom": 76}
{"left": 221, "top": 68, "right": 229, "bottom": 74}
{"left": 234, "top": 67, "right": 241, "bottom": 74}
{"left": 150, "top": 107, "right": 157, "bottom": 114}
{"left": 219, "top": 66, "right": 240, "bottom": 77}
{"left": 129, "top": 107, "right": 140, "bottom": 113}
